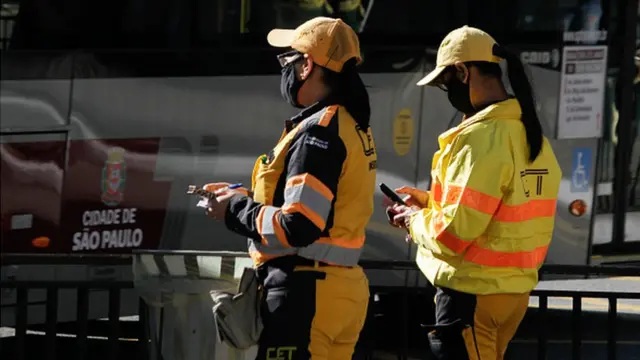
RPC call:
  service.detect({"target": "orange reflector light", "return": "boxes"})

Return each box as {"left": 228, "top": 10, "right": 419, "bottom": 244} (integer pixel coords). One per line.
{"left": 569, "top": 200, "right": 587, "bottom": 217}
{"left": 32, "top": 236, "right": 50, "bottom": 248}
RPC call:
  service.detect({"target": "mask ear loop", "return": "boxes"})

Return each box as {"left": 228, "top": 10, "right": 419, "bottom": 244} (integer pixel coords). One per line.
{"left": 456, "top": 64, "right": 469, "bottom": 84}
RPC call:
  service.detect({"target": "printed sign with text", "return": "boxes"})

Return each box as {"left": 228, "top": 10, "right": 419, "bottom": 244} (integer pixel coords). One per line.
{"left": 556, "top": 45, "right": 608, "bottom": 139}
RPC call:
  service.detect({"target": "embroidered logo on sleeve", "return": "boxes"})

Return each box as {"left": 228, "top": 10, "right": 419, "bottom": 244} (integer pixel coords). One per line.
{"left": 304, "top": 136, "right": 329, "bottom": 150}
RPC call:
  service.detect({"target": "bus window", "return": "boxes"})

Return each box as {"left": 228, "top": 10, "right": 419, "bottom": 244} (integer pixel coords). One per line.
{"left": 2, "top": 0, "right": 245, "bottom": 51}
{"left": 2, "top": 0, "right": 587, "bottom": 53}
{"left": 358, "top": 0, "right": 467, "bottom": 35}
{"left": 245, "top": 0, "right": 468, "bottom": 35}
{"left": 514, "top": 0, "right": 612, "bottom": 33}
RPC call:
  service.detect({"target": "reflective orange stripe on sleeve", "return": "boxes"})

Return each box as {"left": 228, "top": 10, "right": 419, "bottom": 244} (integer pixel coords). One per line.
{"left": 432, "top": 212, "right": 474, "bottom": 253}
{"left": 432, "top": 213, "right": 548, "bottom": 268}
{"left": 257, "top": 206, "right": 291, "bottom": 248}
{"left": 285, "top": 174, "right": 334, "bottom": 200}
{"left": 433, "top": 183, "right": 556, "bottom": 222}
{"left": 283, "top": 173, "right": 334, "bottom": 230}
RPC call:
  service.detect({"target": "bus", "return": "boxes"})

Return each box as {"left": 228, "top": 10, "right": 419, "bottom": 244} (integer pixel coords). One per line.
{"left": 1, "top": 0, "right": 638, "bottom": 350}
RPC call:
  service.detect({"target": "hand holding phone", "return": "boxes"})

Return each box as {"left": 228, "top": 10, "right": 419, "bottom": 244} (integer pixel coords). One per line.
{"left": 187, "top": 185, "right": 217, "bottom": 208}
{"left": 379, "top": 183, "right": 406, "bottom": 205}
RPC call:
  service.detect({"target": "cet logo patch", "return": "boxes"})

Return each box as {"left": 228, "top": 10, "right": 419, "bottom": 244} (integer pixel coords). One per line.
{"left": 101, "top": 147, "right": 127, "bottom": 207}
{"left": 266, "top": 346, "right": 297, "bottom": 360}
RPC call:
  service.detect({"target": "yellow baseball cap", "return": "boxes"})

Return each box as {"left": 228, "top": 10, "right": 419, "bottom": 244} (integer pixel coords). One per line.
{"left": 267, "top": 17, "right": 362, "bottom": 73}
{"left": 417, "top": 25, "right": 502, "bottom": 86}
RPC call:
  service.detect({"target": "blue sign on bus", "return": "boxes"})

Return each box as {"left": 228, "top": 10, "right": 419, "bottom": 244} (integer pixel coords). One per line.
{"left": 571, "top": 148, "right": 592, "bottom": 193}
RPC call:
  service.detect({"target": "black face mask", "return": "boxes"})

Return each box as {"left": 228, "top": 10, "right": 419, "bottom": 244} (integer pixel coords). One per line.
{"left": 446, "top": 75, "right": 476, "bottom": 115}
{"left": 280, "top": 62, "right": 306, "bottom": 109}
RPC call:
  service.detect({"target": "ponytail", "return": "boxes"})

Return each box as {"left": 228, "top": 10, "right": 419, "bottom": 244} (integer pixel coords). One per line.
{"left": 493, "top": 44, "right": 543, "bottom": 162}
{"left": 322, "top": 58, "right": 371, "bottom": 129}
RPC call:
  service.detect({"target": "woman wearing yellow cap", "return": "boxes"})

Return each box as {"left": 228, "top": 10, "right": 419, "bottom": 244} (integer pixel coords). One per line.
{"left": 203, "top": 17, "right": 377, "bottom": 359}
{"left": 388, "top": 26, "right": 562, "bottom": 359}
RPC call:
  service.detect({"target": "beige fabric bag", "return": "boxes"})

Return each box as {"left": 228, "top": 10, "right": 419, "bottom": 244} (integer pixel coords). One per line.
{"left": 211, "top": 267, "right": 263, "bottom": 349}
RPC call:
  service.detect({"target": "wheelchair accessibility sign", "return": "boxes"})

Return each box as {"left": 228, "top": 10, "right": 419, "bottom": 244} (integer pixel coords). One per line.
{"left": 571, "top": 148, "right": 592, "bottom": 193}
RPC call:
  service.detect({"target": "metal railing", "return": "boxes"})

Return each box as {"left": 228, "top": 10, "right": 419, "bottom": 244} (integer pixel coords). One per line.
{"left": 351, "top": 261, "right": 640, "bottom": 360}
{"left": 0, "top": 279, "right": 149, "bottom": 360}
{"left": 1, "top": 254, "right": 639, "bottom": 360}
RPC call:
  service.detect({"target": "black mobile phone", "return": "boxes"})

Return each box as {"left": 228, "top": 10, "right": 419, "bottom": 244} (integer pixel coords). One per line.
{"left": 379, "top": 183, "right": 406, "bottom": 205}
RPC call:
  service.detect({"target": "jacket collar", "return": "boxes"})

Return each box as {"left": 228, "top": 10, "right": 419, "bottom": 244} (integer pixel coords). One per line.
{"left": 285, "top": 97, "right": 336, "bottom": 132}
{"left": 438, "top": 98, "right": 522, "bottom": 145}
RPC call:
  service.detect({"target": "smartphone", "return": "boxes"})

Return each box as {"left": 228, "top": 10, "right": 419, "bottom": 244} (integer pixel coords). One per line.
{"left": 379, "top": 183, "right": 406, "bottom": 205}
{"left": 186, "top": 185, "right": 216, "bottom": 199}
{"left": 187, "top": 185, "right": 217, "bottom": 209}
{"left": 186, "top": 183, "right": 243, "bottom": 197}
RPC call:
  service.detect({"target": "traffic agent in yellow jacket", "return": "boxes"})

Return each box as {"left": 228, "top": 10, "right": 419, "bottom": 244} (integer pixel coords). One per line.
{"left": 226, "top": 101, "right": 377, "bottom": 268}
{"left": 206, "top": 17, "right": 377, "bottom": 359}
{"left": 410, "top": 97, "right": 561, "bottom": 295}
{"left": 388, "top": 26, "right": 562, "bottom": 360}
{"left": 222, "top": 100, "right": 377, "bottom": 358}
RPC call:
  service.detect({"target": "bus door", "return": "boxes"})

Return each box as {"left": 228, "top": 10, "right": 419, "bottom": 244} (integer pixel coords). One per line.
{"left": 0, "top": 130, "right": 68, "bottom": 254}
{"left": 0, "top": 129, "right": 69, "bottom": 326}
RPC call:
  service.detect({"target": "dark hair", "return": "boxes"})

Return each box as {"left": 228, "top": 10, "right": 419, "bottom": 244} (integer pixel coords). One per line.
{"left": 320, "top": 58, "right": 371, "bottom": 129}
{"left": 467, "top": 45, "right": 543, "bottom": 163}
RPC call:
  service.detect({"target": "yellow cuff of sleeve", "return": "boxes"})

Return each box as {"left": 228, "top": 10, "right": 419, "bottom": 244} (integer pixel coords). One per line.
{"left": 408, "top": 210, "right": 422, "bottom": 245}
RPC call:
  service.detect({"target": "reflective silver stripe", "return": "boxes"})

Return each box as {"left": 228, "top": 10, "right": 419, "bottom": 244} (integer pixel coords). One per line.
{"left": 259, "top": 205, "right": 290, "bottom": 249}
{"left": 284, "top": 184, "right": 331, "bottom": 225}
{"left": 297, "top": 243, "right": 363, "bottom": 267}
{"left": 248, "top": 239, "right": 296, "bottom": 256}
{"left": 248, "top": 239, "right": 362, "bottom": 266}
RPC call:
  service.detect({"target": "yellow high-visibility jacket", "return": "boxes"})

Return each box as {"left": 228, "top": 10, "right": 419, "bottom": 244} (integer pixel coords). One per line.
{"left": 409, "top": 98, "right": 562, "bottom": 295}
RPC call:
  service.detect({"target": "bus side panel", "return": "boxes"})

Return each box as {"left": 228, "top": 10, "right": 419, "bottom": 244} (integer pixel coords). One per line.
{"left": 0, "top": 53, "right": 72, "bottom": 130}
{"left": 67, "top": 72, "right": 424, "bottom": 286}
{"left": 527, "top": 63, "right": 594, "bottom": 266}
{"left": 360, "top": 67, "right": 426, "bottom": 287}
{"left": 547, "top": 138, "right": 598, "bottom": 265}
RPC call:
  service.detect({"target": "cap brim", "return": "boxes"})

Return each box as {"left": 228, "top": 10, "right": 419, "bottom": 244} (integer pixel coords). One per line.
{"left": 267, "top": 29, "right": 295, "bottom": 48}
{"left": 416, "top": 65, "right": 446, "bottom": 86}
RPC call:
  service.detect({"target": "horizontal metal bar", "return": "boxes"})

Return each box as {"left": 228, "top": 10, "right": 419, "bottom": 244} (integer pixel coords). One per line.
{"left": 0, "top": 253, "right": 132, "bottom": 265}
{"left": 370, "top": 286, "right": 640, "bottom": 299}
{"left": 4, "top": 253, "right": 638, "bottom": 276}
{"left": 0, "top": 126, "right": 70, "bottom": 136}
{"left": 0, "top": 280, "right": 134, "bottom": 289}
{"left": 2, "top": 280, "right": 638, "bottom": 299}
{"left": 530, "top": 289, "right": 640, "bottom": 299}
{"left": 538, "top": 264, "right": 640, "bottom": 276}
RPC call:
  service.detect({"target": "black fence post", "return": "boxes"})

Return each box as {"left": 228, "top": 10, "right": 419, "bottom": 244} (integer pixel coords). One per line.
{"left": 139, "top": 298, "right": 150, "bottom": 358}
{"left": 45, "top": 286, "right": 58, "bottom": 360}
{"left": 607, "top": 297, "right": 617, "bottom": 360}
{"left": 537, "top": 295, "right": 547, "bottom": 360}
{"left": 401, "top": 288, "right": 408, "bottom": 360}
{"left": 75, "top": 287, "right": 89, "bottom": 360}
{"left": 15, "top": 287, "right": 28, "bottom": 360}
{"left": 108, "top": 288, "right": 121, "bottom": 360}
{"left": 571, "top": 296, "right": 582, "bottom": 360}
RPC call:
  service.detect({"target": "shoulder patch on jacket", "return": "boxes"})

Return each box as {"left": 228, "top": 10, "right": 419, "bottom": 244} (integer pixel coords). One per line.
{"left": 303, "top": 135, "right": 330, "bottom": 150}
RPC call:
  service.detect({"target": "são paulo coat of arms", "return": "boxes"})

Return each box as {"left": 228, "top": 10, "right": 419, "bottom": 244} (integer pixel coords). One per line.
{"left": 101, "top": 147, "right": 127, "bottom": 206}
